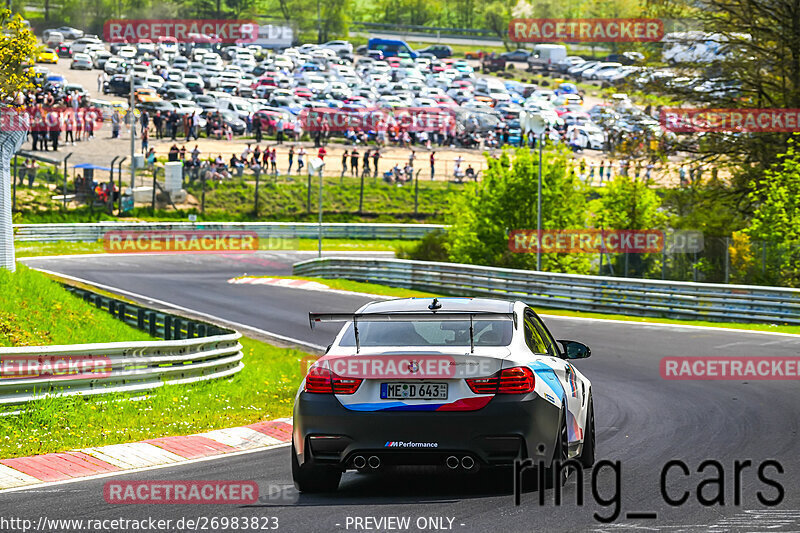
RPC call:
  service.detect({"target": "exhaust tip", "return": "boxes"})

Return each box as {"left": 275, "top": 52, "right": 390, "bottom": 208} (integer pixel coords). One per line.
{"left": 461, "top": 455, "right": 475, "bottom": 470}
{"left": 446, "top": 456, "right": 459, "bottom": 469}
{"left": 353, "top": 455, "right": 366, "bottom": 469}
{"left": 368, "top": 456, "right": 381, "bottom": 469}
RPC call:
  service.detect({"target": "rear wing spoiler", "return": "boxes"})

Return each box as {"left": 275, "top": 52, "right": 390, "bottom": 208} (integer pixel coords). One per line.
{"left": 308, "top": 311, "right": 516, "bottom": 353}
{"left": 308, "top": 312, "right": 516, "bottom": 329}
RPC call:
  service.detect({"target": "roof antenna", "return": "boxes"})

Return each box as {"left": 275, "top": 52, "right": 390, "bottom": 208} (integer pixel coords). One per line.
{"left": 428, "top": 298, "right": 442, "bottom": 311}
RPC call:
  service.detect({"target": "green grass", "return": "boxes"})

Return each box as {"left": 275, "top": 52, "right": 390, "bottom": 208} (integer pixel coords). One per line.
{"left": 270, "top": 275, "right": 800, "bottom": 335}
{"left": 13, "top": 175, "right": 454, "bottom": 224}
{"left": 13, "top": 238, "right": 415, "bottom": 258}
{"left": 295, "top": 238, "right": 411, "bottom": 252}
{"left": 185, "top": 175, "right": 453, "bottom": 221}
{"left": 0, "top": 337, "right": 311, "bottom": 458}
{"left": 0, "top": 266, "right": 153, "bottom": 347}
{"left": 14, "top": 241, "right": 107, "bottom": 258}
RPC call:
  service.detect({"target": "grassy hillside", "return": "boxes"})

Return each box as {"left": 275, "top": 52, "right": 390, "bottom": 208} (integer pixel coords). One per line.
{"left": 0, "top": 266, "right": 153, "bottom": 347}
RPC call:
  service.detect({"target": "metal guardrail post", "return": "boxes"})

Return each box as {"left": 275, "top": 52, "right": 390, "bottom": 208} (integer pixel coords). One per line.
{"left": 62, "top": 152, "right": 72, "bottom": 209}
{"left": 201, "top": 171, "right": 206, "bottom": 215}
{"left": 307, "top": 172, "right": 312, "bottom": 214}
{"left": 724, "top": 237, "right": 730, "bottom": 284}
{"left": 359, "top": 171, "right": 364, "bottom": 215}
{"left": 254, "top": 167, "right": 260, "bottom": 217}
{"left": 151, "top": 166, "right": 158, "bottom": 215}
{"left": 11, "top": 155, "right": 17, "bottom": 213}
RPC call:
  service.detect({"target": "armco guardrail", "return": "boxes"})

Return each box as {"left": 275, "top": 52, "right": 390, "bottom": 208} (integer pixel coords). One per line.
{"left": 293, "top": 257, "right": 800, "bottom": 325}
{"left": 13, "top": 222, "right": 446, "bottom": 243}
{"left": 0, "top": 285, "right": 243, "bottom": 406}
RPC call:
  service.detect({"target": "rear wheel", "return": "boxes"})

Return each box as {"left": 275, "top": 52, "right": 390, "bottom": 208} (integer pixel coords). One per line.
{"left": 578, "top": 396, "right": 596, "bottom": 468}
{"left": 544, "top": 407, "right": 570, "bottom": 488}
{"left": 291, "top": 440, "right": 342, "bottom": 493}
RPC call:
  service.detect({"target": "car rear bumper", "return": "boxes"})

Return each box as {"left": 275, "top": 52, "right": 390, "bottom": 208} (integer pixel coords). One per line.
{"left": 292, "top": 392, "right": 561, "bottom": 471}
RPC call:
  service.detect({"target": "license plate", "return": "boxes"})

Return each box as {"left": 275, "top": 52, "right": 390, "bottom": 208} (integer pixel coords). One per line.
{"left": 380, "top": 382, "right": 448, "bottom": 400}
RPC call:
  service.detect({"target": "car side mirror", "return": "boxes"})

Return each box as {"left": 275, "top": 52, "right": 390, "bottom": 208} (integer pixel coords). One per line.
{"left": 558, "top": 340, "right": 591, "bottom": 359}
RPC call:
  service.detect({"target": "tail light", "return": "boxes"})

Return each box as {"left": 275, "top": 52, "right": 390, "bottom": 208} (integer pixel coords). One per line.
{"left": 466, "top": 366, "right": 535, "bottom": 394}
{"left": 304, "top": 367, "right": 363, "bottom": 395}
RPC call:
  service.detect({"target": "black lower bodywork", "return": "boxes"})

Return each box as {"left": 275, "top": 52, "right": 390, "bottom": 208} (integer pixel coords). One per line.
{"left": 292, "top": 392, "right": 563, "bottom": 471}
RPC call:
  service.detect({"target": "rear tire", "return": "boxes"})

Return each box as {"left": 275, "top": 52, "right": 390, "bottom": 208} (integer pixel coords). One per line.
{"left": 291, "top": 440, "right": 341, "bottom": 493}
{"left": 544, "top": 407, "right": 570, "bottom": 488}
{"left": 578, "top": 396, "right": 596, "bottom": 468}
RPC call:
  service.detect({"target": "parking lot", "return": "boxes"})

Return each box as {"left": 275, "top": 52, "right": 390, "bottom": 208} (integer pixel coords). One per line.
{"left": 25, "top": 33, "right": 689, "bottom": 187}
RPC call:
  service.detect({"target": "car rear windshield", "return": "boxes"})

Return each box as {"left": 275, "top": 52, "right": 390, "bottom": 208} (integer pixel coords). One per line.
{"left": 338, "top": 319, "right": 513, "bottom": 347}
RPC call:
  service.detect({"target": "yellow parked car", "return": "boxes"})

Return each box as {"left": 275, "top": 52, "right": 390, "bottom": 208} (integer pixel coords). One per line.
{"left": 37, "top": 48, "right": 59, "bottom": 64}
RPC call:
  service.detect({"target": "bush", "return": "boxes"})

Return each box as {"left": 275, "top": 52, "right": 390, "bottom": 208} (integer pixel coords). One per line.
{"left": 397, "top": 229, "right": 449, "bottom": 262}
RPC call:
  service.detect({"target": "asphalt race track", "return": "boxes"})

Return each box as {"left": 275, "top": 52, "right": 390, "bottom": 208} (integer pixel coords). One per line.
{"left": 6, "top": 251, "right": 800, "bottom": 532}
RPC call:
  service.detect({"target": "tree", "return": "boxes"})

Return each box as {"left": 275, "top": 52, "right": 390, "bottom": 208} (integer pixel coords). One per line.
{"left": 319, "top": 0, "right": 349, "bottom": 42}
{"left": 446, "top": 147, "right": 593, "bottom": 273}
{"left": 644, "top": 0, "right": 800, "bottom": 197}
{"left": 590, "top": 173, "right": 666, "bottom": 277}
{"left": 745, "top": 134, "right": 800, "bottom": 286}
{"left": 0, "top": 10, "right": 38, "bottom": 104}
{"left": 483, "top": 1, "right": 512, "bottom": 50}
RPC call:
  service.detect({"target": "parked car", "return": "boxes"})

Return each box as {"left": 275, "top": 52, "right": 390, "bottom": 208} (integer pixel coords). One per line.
{"left": 92, "top": 50, "right": 112, "bottom": 69}
{"left": 44, "top": 31, "right": 64, "bottom": 47}
{"left": 321, "top": 40, "right": 354, "bottom": 55}
{"left": 37, "top": 48, "right": 59, "bottom": 64}
{"left": 555, "top": 56, "right": 585, "bottom": 73}
{"left": 500, "top": 49, "right": 531, "bottom": 62}
{"left": 605, "top": 52, "right": 645, "bottom": 65}
{"left": 44, "top": 26, "right": 82, "bottom": 40}
{"left": 417, "top": 45, "right": 453, "bottom": 58}
{"left": 71, "top": 37, "right": 103, "bottom": 54}
{"left": 70, "top": 53, "right": 93, "bottom": 70}
{"left": 481, "top": 54, "right": 507, "bottom": 73}
{"left": 54, "top": 43, "right": 72, "bottom": 58}
{"left": 581, "top": 62, "right": 623, "bottom": 80}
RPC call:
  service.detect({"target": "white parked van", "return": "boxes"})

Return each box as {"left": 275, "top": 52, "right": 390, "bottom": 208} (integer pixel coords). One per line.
{"left": 528, "top": 44, "right": 567, "bottom": 71}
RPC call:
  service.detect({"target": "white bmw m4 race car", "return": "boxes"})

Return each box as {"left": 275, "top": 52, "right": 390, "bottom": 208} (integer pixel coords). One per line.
{"left": 291, "top": 297, "right": 595, "bottom": 492}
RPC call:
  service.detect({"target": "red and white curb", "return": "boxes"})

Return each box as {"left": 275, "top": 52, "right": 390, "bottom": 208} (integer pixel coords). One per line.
{"left": 228, "top": 277, "right": 329, "bottom": 290}
{"left": 0, "top": 418, "right": 292, "bottom": 491}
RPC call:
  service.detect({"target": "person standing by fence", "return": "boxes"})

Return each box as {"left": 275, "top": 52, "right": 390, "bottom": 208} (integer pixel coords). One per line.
{"left": 64, "top": 111, "right": 74, "bottom": 145}
{"left": 141, "top": 126, "right": 149, "bottom": 154}
{"left": 372, "top": 150, "right": 380, "bottom": 177}
{"left": 297, "top": 147, "right": 306, "bottom": 174}
{"left": 429, "top": 151, "right": 435, "bottom": 180}
{"left": 341, "top": 149, "right": 348, "bottom": 177}
{"left": 287, "top": 145, "right": 294, "bottom": 174}
{"left": 111, "top": 109, "right": 120, "bottom": 139}
{"left": 362, "top": 149, "right": 371, "bottom": 177}
{"left": 350, "top": 148, "right": 359, "bottom": 177}
{"left": 276, "top": 117, "right": 284, "bottom": 144}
